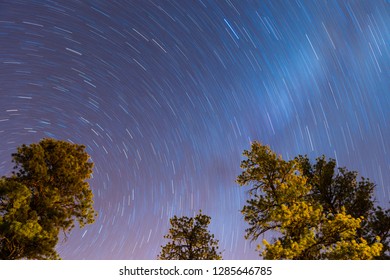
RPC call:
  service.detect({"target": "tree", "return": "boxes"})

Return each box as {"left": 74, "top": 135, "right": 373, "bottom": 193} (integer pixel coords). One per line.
{"left": 0, "top": 138, "right": 97, "bottom": 259}
{"left": 158, "top": 211, "right": 222, "bottom": 260}
{"left": 296, "top": 155, "right": 390, "bottom": 259}
{"left": 237, "top": 141, "right": 386, "bottom": 259}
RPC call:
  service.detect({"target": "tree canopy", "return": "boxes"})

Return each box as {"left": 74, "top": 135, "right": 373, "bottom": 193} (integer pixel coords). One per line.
{"left": 237, "top": 141, "right": 388, "bottom": 259}
{"left": 0, "top": 138, "right": 96, "bottom": 259}
{"left": 158, "top": 211, "right": 222, "bottom": 260}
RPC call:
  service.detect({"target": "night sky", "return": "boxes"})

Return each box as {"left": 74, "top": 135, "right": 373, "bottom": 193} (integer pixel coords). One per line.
{"left": 0, "top": 0, "right": 389, "bottom": 259}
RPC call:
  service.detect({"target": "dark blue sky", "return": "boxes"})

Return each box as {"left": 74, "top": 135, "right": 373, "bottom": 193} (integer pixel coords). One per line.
{"left": 0, "top": 0, "right": 389, "bottom": 259}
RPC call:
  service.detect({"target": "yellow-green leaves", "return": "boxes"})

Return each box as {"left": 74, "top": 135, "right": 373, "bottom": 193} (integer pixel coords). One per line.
{"left": 158, "top": 211, "right": 222, "bottom": 260}
{"left": 327, "top": 238, "right": 383, "bottom": 260}
{"left": 0, "top": 138, "right": 96, "bottom": 259}
{"left": 238, "top": 141, "right": 385, "bottom": 259}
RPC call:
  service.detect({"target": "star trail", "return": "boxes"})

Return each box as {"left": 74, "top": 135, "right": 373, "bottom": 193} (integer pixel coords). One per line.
{"left": 0, "top": 0, "right": 389, "bottom": 259}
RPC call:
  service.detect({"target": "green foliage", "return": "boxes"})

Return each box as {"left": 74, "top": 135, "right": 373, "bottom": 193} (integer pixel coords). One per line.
{"left": 237, "top": 141, "right": 387, "bottom": 259}
{"left": 296, "top": 154, "right": 390, "bottom": 259}
{"left": 158, "top": 211, "right": 222, "bottom": 260}
{"left": 0, "top": 138, "right": 96, "bottom": 259}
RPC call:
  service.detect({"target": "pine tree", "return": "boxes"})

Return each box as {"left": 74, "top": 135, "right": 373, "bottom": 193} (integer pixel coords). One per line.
{"left": 0, "top": 138, "right": 97, "bottom": 259}
{"left": 158, "top": 211, "right": 222, "bottom": 260}
{"left": 237, "top": 141, "right": 386, "bottom": 259}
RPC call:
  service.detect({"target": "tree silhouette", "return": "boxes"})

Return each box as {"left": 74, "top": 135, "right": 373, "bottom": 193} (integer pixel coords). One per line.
{"left": 0, "top": 138, "right": 97, "bottom": 259}
{"left": 158, "top": 211, "right": 222, "bottom": 260}
{"left": 237, "top": 141, "right": 387, "bottom": 259}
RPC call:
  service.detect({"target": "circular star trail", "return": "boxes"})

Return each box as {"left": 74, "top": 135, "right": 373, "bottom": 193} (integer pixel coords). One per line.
{"left": 0, "top": 0, "right": 389, "bottom": 259}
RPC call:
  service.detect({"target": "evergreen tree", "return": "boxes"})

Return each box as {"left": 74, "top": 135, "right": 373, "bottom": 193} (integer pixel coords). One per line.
{"left": 237, "top": 141, "right": 386, "bottom": 259}
{"left": 296, "top": 155, "right": 390, "bottom": 259}
{"left": 0, "top": 138, "right": 96, "bottom": 259}
{"left": 158, "top": 211, "right": 222, "bottom": 260}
